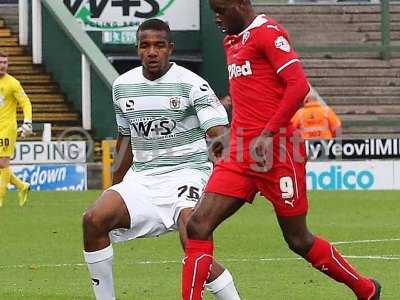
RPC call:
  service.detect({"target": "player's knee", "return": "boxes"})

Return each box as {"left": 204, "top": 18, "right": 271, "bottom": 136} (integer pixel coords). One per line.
{"left": 82, "top": 208, "right": 109, "bottom": 234}
{"left": 186, "top": 214, "right": 212, "bottom": 240}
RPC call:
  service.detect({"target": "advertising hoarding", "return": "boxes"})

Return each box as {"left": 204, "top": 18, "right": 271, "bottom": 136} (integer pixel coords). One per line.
{"left": 9, "top": 164, "right": 87, "bottom": 191}
{"left": 306, "top": 160, "right": 399, "bottom": 190}
{"left": 65, "top": 0, "right": 200, "bottom": 31}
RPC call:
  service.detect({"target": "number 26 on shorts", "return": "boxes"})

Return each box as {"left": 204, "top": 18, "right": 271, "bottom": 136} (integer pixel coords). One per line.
{"left": 177, "top": 185, "right": 200, "bottom": 201}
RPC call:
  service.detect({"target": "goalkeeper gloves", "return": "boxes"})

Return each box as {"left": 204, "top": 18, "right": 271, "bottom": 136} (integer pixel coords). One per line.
{"left": 17, "top": 121, "right": 33, "bottom": 138}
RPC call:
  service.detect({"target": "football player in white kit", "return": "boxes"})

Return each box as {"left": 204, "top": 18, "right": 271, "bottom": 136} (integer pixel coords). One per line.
{"left": 82, "top": 19, "right": 241, "bottom": 300}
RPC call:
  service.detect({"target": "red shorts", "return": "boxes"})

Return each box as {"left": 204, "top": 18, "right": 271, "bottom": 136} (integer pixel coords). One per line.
{"left": 205, "top": 136, "right": 308, "bottom": 217}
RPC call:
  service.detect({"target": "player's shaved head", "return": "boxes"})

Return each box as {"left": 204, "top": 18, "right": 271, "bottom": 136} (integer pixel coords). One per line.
{"left": 209, "top": 0, "right": 255, "bottom": 35}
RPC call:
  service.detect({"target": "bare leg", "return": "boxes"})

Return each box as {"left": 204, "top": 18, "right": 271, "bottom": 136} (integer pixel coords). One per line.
{"left": 186, "top": 193, "right": 245, "bottom": 240}
{"left": 83, "top": 190, "right": 130, "bottom": 251}
{"left": 276, "top": 214, "right": 314, "bottom": 257}
{"left": 82, "top": 190, "right": 130, "bottom": 300}
{"left": 277, "top": 214, "right": 378, "bottom": 299}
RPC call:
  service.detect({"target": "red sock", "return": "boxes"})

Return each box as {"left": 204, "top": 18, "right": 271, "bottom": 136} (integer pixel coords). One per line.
{"left": 182, "top": 239, "right": 213, "bottom": 300}
{"left": 307, "top": 236, "right": 374, "bottom": 299}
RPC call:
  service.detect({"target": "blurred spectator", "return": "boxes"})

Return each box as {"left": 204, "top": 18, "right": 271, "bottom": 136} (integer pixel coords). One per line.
{"left": 291, "top": 92, "right": 341, "bottom": 139}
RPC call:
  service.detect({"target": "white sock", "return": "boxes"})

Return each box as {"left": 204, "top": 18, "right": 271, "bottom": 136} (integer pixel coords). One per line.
{"left": 83, "top": 245, "right": 115, "bottom": 300}
{"left": 206, "top": 269, "right": 241, "bottom": 300}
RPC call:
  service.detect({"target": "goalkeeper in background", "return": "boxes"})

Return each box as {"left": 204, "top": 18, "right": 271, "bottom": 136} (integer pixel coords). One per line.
{"left": 0, "top": 51, "right": 32, "bottom": 207}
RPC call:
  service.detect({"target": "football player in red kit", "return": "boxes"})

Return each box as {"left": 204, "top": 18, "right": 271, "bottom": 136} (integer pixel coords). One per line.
{"left": 181, "top": 1, "right": 381, "bottom": 299}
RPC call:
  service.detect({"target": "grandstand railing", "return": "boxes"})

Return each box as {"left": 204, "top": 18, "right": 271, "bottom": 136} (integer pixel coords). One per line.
{"left": 253, "top": 0, "right": 399, "bottom": 60}
{"left": 19, "top": 0, "right": 119, "bottom": 134}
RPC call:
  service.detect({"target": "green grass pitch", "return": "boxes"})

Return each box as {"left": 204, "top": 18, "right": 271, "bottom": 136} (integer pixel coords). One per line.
{"left": 0, "top": 191, "right": 399, "bottom": 299}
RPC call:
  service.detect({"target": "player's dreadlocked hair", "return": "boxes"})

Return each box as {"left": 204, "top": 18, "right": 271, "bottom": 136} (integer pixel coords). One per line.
{"left": 0, "top": 51, "right": 8, "bottom": 58}
{"left": 136, "top": 19, "right": 172, "bottom": 43}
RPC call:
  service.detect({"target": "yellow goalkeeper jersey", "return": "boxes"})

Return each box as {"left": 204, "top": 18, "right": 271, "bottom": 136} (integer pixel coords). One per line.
{"left": 0, "top": 73, "right": 32, "bottom": 127}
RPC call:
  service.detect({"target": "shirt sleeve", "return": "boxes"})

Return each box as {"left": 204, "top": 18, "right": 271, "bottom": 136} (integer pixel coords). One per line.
{"left": 113, "top": 85, "right": 131, "bottom": 136}
{"left": 257, "top": 23, "right": 300, "bottom": 74}
{"left": 190, "top": 81, "right": 229, "bottom": 133}
{"left": 14, "top": 80, "right": 32, "bottom": 122}
{"left": 264, "top": 62, "right": 310, "bottom": 133}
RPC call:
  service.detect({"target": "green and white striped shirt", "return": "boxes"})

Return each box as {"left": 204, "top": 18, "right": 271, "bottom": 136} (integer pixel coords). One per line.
{"left": 113, "top": 63, "right": 228, "bottom": 175}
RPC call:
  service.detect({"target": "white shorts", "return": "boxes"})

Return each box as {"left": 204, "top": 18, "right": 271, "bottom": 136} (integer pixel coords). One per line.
{"left": 107, "top": 166, "right": 210, "bottom": 243}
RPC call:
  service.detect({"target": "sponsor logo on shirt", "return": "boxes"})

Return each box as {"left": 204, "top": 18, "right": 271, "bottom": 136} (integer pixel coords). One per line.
{"left": 275, "top": 36, "right": 291, "bottom": 52}
{"left": 228, "top": 60, "right": 253, "bottom": 80}
{"left": 199, "top": 83, "right": 210, "bottom": 92}
{"left": 120, "top": 98, "right": 135, "bottom": 112}
{"left": 131, "top": 117, "right": 177, "bottom": 138}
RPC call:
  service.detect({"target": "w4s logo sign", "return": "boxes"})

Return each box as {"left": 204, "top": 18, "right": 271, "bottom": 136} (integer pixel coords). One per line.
{"left": 64, "top": 0, "right": 175, "bottom": 18}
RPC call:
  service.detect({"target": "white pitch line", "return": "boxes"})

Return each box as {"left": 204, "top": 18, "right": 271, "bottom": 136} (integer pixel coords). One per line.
{"left": 345, "top": 255, "right": 400, "bottom": 260}
{"left": 1, "top": 255, "right": 400, "bottom": 270}
{"left": 332, "top": 238, "right": 400, "bottom": 245}
{"left": 1, "top": 238, "right": 399, "bottom": 270}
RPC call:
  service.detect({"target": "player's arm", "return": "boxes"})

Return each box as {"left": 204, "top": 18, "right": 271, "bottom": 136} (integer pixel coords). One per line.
{"left": 112, "top": 85, "right": 132, "bottom": 185}
{"left": 14, "top": 80, "right": 33, "bottom": 137}
{"left": 112, "top": 133, "right": 132, "bottom": 185}
{"left": 263, "top": 63, "right": 310, "bottom": 136}
{"left": 206, "top": 125, "right": 228, "bottom": 159}
{"left": 190, "top": 82, "right": 229, "bottom": 160}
